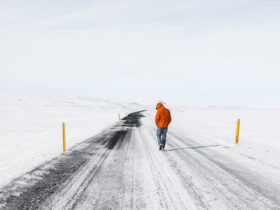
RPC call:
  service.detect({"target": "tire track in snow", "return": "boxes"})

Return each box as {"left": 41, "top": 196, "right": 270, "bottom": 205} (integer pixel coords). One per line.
{"left": 141, "top": 118, "right": 280, "bottom": 210}
{"left": 119, "top": 127, "right": 148, "bottom": 210}
{"left": 137, "top": 125, "right": 197, "bottom": 209}
{"left": 143, "top": 125, "right": 211, "bottom": 209}
{"left": 168, "top": 131, "right": 280, "bottom": 209}
{"left": 145, "top": 126, "right": 246, "bottom": 209}
{"left": 70, "top": 132, "right": 132, "bottom": 209}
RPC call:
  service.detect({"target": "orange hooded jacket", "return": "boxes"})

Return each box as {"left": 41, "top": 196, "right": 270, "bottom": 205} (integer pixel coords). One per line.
{"left": 155, "top": 103, "right": 172, "bottom": 128}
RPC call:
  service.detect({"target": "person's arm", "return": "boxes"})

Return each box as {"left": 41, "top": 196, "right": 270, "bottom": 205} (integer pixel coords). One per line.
{"left": 155, "top": 110, "right": 160, "bottom": 126}
{"left": 168, "top": 110, "right": 172, "bottom": 124}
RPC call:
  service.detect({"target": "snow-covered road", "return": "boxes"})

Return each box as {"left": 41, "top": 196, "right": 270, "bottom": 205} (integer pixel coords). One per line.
{"left": 0, "top": 111, "right": 279, "bottom": 209}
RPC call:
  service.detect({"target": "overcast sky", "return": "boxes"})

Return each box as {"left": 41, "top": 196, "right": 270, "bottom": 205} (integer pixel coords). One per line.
{"left": 0, "top": 0, "right": 280, "bottom": 106}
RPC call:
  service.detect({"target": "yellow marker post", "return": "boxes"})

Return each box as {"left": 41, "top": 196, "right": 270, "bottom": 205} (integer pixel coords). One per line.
{"left": 235, "top": 119, "right": 240, "bottom": 144}
{"left": 62, "top": 122, "right": 66, "bottom": 152}
{"left": 119, "top": 114, "right": 120, "bottom": 120}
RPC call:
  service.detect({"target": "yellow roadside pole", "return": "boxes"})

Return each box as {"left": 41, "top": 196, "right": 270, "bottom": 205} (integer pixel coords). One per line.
{"left": 63, "top": 122, "right": 66, "bottom": 152}
{"left": 235, "top": 119, "right": 240, "bottom": 144}
{"left": 119, "top": 114, "right": 121, "bottom": 120}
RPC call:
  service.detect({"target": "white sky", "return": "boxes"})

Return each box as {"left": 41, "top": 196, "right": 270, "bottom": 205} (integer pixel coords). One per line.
{"left": 0, "top": 0, "right": 280, "bottom": 106}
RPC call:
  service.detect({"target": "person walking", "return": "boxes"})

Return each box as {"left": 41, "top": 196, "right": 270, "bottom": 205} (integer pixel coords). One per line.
{"left": 155, "top": 102, "right": 172, "bottom": 151}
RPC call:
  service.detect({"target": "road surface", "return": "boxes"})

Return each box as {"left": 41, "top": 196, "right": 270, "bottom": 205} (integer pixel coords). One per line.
{"left": 0, "top": 111, "right": 279, "bottom": 209}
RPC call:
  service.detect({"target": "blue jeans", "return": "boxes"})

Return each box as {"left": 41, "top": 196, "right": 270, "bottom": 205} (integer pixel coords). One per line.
{"left": 157, "top": 127, "right": 168, "bottom": 147}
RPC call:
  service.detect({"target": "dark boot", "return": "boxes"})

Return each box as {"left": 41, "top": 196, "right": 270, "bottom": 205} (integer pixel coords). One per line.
{"left": 159, "top": 145, "right": 163, "bottom": 150}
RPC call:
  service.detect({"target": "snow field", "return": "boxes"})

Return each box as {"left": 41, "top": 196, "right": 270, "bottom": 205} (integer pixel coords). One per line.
{"left": 1, "top": 95, "right": 279, "bottom": 200}
{"left": 169, "top": 106, "right": 280, "bottom": 169}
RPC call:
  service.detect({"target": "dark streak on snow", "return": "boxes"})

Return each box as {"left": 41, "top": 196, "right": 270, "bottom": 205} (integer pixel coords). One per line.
{"left": 0, "top": 111, "right": 145, "bottom": 210}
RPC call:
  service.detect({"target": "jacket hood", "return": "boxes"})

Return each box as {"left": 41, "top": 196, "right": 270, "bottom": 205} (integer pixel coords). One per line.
{"left": 156, "top": 103, "right": 164, "bottom": 109}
